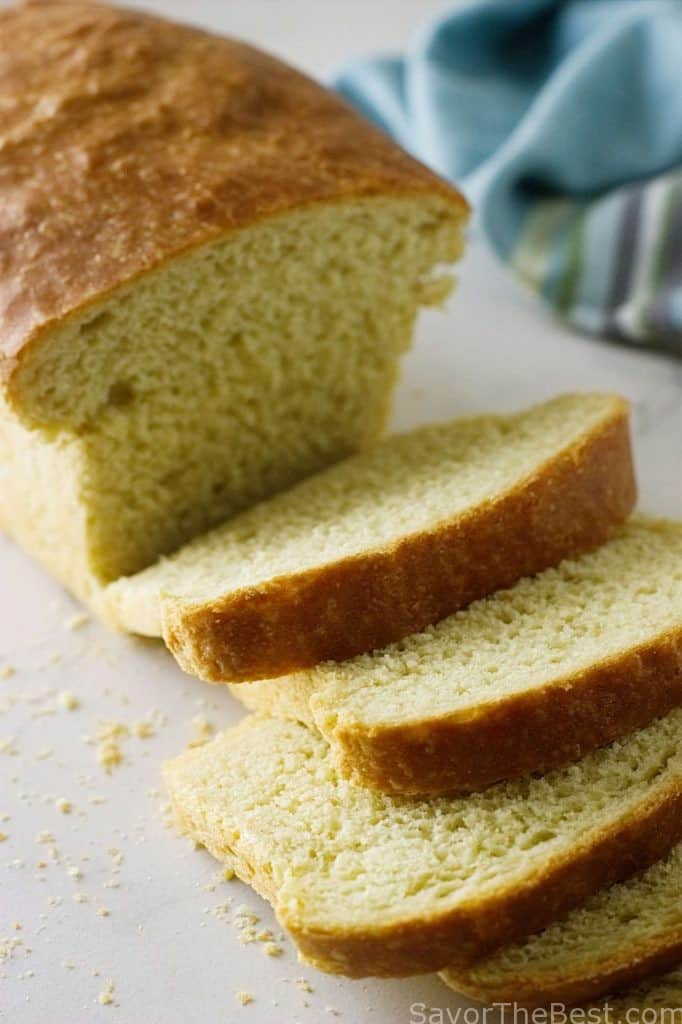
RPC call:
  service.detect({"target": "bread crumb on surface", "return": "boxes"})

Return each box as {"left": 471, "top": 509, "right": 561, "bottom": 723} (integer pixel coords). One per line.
{"left": 35, "top": 830, "right": 55, "bottom": 845}
{"left": 132, "top": 720, "right": 154, "bottom": 739}
{"left": 263, "top": 941, "right": 282, "bottom": 957}
{"left": 97, "top": 741, "right": 123, "bottom": 772}
{"left": 0, "top": 665, "right": 15, "bottom": 679}
{"left": 66, "top": 612, "right": 90, "bottom": 631}
{"left": 235, "top": 991, "right": 253, "bottom": 1006}
{"left": 296, "top": 978, "right": 313, "bottom": 994}
{"left": 188, "top": 714, "right": 214, "bottom": 748}
{"left": 0, "top": 831, "right": 8, "bottom": 842}
{"left": 97, "top": 980, "right": 115, "bottom": 1006}
{"left": 55, "top": 798, "right": 72, "bottom": 814}
{"left": 58, "top": 691, "right": 80, "bottom": 711}
{"left": 96, "top": 907, "right": 110, "bottom": 918}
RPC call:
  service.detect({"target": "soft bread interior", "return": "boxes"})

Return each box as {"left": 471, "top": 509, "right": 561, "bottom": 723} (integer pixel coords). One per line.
{"left": 163, "top": 711, "right": 682, "bottom": 974}
{"left": 442, "top": 843, "right": 682, "bottom": 1005}
{"left": 2, "top": 195, "right": 463, "bottom": 597}
{"left": 104, "top": 392, "right": 624, "bottom": 635}
{"left": 235, "top": 518, "right": 682, "bottom": 735}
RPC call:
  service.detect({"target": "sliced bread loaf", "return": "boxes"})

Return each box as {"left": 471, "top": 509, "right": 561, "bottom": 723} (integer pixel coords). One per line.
{"left": 442, "top": 843, "right": 682, "bottom": 1008}
{"left": 105, "top": 393, "right": 634, "bottom": 679}
{"left": 234, "top": 518, "right": 682, "bottom": 794}
{"left": 163, "top": 711, "right": 682, "bottom": 978}
{"left": 0, "top": 2, "right": 467, "bottom": 605}
{"left": 586, "top": 970, "right": 682, "bottom": 1020}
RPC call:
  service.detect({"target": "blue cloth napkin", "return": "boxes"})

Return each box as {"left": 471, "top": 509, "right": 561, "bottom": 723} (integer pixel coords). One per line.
{"left": 333, "top": 0, "right": 682, "bottom": 355}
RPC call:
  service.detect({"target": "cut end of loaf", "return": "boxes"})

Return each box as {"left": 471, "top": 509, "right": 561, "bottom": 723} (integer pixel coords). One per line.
{"left": 1, "top": 195, "right": 465, "bottom": 600}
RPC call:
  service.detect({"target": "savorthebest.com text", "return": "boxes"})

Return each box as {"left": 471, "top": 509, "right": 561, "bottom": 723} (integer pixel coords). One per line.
{"left": 409, "top": 1002, "right": 682, "bottom": 1024}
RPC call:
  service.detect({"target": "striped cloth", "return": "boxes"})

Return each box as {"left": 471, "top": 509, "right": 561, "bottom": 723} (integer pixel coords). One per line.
{"left": 333, "top": 0, "right": 682, "bottom": 355}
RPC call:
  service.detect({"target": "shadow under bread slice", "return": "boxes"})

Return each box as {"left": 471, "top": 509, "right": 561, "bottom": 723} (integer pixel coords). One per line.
{"left": 163, "top": 710, "right": 682, "bottom": 978}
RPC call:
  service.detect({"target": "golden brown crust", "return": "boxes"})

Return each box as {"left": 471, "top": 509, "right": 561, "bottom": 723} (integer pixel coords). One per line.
{"left": 444, "top": 934, "right": 682, "bottom": 1009}
{"left": 0, "top": 1, "right": 466, "bottom": 385}
{"left": 334, "top": 626, "right": 682, "bottom": 794}
{"left": 165, "top": 400, "right": 636, "bottom": 682}
{"left": 184, "top": 778, "right": 682, "bottom": 977}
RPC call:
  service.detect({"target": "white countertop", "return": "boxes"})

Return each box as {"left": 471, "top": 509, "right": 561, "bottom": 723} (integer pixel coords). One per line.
{"left": 1, "top": 3, "right": 681, "bottom": 1023}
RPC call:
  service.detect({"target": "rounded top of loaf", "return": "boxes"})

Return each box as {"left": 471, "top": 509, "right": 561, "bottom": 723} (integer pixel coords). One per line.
{"left": 0, "top": 0, "right": 467, "bottom": 381}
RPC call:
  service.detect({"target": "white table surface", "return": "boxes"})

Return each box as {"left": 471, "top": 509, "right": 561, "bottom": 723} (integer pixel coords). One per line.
{"left": 2, "top": 3, "right": 681, "bottom": 1023}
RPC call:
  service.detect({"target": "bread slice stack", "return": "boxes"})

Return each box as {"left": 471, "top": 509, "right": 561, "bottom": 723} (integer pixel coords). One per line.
{"left": 160, "top": 390, "right": 682, "bottom": 1012}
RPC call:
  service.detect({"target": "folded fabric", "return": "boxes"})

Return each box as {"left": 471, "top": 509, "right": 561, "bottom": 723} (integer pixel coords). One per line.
{"left": 333, "top": 0, "right": 682, "bottom": 354}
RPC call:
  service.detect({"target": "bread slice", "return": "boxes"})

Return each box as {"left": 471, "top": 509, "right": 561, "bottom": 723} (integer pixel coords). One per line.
{"left": 163, "top": 711, "right": 682, "bottom": 978}
{"left": 105, "top": 393, "right": 635, "bottom": 679}
{"left": 441, "top": 844, "right": 682, "bottom": 1008}
{"left": 0, "top": 2, "right": 467, "bottom": 606}
{"left": 233, "top": 518, "right": 682, "bottom": 793}
{"left": 586, "top": 969, "right": 682, "bottom": 1020}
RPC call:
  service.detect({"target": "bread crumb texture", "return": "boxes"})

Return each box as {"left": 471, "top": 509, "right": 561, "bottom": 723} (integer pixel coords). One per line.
{"left": 237, "top": 516, "right": 679, "bottom": 741}
{"left": 106, "top": 393, "right": 629, "bottom": 638}
{"left": 442, "top": 843, "right": 682, "bottom": 1006}
{"left": 163, "top": 711, "right": 682, "bottom": 976}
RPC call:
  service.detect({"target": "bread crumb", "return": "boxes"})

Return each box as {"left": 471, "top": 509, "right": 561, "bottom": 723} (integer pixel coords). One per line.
{"left": 296, "top": 978, "right": 313, "bottom": 994}
{"left": 66, "top": 612, "right": 90, "bottom": 630}
{"left": 97, "top": 741, "right": 122, "bottom": 773}
{"left": 132, "top": 720, "right": 154, "bottom": 739}
{"left": 96, "top": 721, "right": 128, "bottom": 773}
{"left": 263, "top": 942, "right": 282, "bottom": 957}
{"left": 58, "top": 691, "right": 80, "bottom": 711}
{"left": 55, "top": 798, "right": 72, "bottom": 815}
{"left": 73, "top": 893, "right": 88, "bottom": 904}
{"left": 98, "top": 720, "right": 128, "bottom": 741}
{"left": 96, "top": 907, "right": 110, "bottom": 917}
{"left": 97, "top": 980, "right": 115, "bottom": 1006}
{"left": 235, "top": 991, "right": 253, "bottom": 1006}
{"left": 35, "top": 831, "right": 55, "bottom": 845}
{"left": 62, "top": 960, "right": 76, "bottom": 970}
{"left": 0, "top": 832, "right": 8, "bottom": 842}
{"left": 0, "top": 665, "right": 15, "bottom": 680}
{"left": 67, "top": 866, "right": 83, "bottom": 880}
{"left": 188, "top": 714, "right": 214, "bottom": 748}
{"left": 222, "top": 866, "right": 235, "bottom": 881}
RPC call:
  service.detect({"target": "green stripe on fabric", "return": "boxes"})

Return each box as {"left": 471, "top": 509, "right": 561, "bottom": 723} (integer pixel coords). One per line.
{"left": 646, "top": 179, "right": 682, "bottom": 318}
{"left": 556, "top": 210, "right": 586, "bottom": 317}
{"left": 510, "top": 199, "right": 574, "bottom": 292}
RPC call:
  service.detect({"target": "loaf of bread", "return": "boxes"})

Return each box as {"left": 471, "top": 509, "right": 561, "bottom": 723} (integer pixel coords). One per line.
{"left": 105, "top": 393, "right": 634, "bottom": 676}
{"left": 442, "top": 843, "right": 682, "bottom": 1007}
{"left": 0, "top": 1, "right": 467, "bottom": 607}
{"left": 163, "top": 711, "right": 682, "bottom": 978}
{"left": 235, "top": 518, "right": 682, "bottom": 793}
